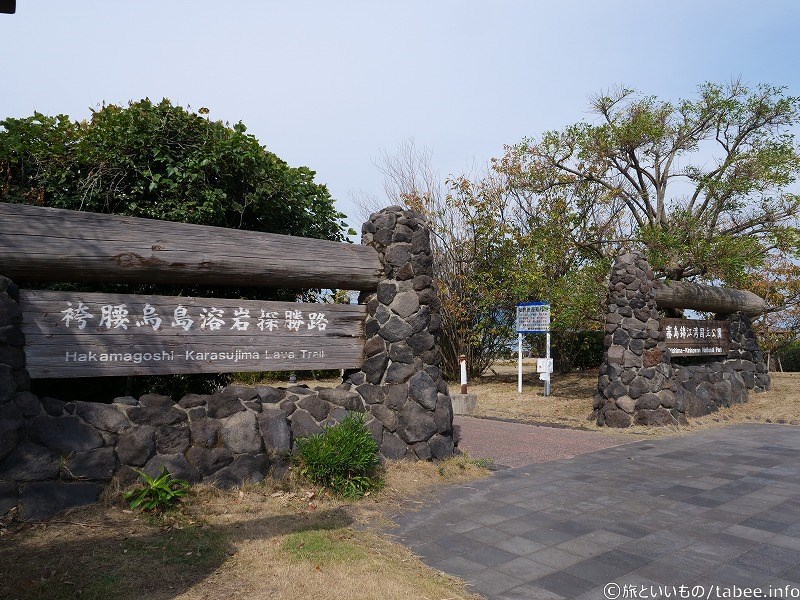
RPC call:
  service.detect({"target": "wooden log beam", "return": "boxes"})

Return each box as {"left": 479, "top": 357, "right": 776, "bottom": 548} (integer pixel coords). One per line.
{"left": 653, "top": 280, "right": 768, "bottom": 317}
{"left": 0, "top": 203, "right": 384, "bottom": 291}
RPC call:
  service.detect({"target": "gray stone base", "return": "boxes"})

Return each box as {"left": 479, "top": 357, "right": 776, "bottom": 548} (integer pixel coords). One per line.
{"left": 451, "top": 394, "right": 478, "bottom": 416}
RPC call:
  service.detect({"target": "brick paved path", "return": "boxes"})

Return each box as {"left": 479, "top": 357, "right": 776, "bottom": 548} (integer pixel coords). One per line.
{"left": 394, "top": 424, "right": 800, "bottom": 599}
{"left": 454, "top": 416, "right": 630, "bottom": 468}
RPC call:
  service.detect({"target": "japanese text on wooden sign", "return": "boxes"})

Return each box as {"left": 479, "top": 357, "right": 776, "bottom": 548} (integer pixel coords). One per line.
{"left": 20, "top": 290, "right": 366, "bottom": 378}
{"left": 661, "top": 318, "right": 729, "bottom": 357}
{"left": 516, "top": 302, "right": 550, "bottom": 333}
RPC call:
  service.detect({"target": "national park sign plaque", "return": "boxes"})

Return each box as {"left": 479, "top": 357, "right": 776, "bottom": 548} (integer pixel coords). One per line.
{"left": 661, "top": 318, "right": 729, "bottom": 357}
{"left": 19, "top": 290, "right": 366, "bottom": 378}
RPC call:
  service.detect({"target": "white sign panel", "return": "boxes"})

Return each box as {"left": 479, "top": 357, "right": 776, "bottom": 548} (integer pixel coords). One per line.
{"left": 516, "top": 302, "right": 550, "bottom": 333}
{"left": 537, "top": 358, "right": 553, "bottom": 374}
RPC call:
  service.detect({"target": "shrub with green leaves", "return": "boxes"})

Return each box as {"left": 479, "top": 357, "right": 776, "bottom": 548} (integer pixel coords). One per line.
{"left": 1, "top": 99, "right": 353, "bottom": 399}
{"left": 296, "top": 412, "right": 383, "bottom": 498}
{"left": 778, "top": 340, "right": 800, "bottom": 372}
{"left": 123, "top": 467, "right": 190, "bottom": 512}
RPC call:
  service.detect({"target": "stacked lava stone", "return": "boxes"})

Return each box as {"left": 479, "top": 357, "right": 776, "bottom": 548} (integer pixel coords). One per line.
{"left": 594, "top": 252, "right": 681, "bottom": 427}
{"left": 344, "top": 206, "right": 455, "bottom": 460}
{"left": 0, "top": 275, "right": 31, "bottom": 483}
{"left": 595, "top": 253, "right": 772, "bottom": 428}
{"left": 728, "top": 313, "right": 770, "bottom": 392}
{"left": 0, "top": 382, "right": 380, "bottom": 521}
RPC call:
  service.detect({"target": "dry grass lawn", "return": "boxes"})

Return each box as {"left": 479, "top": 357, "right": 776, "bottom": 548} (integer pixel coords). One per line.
{"left": 463, "top": 359, "right": 800, "bottom": 438}
{"left": 0, "top": 458, "right": 488, "bottom": 600}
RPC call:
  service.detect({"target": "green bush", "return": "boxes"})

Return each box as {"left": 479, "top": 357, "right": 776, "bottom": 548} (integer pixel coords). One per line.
{"left": 296, "top": 412, "right": 383, "bottom": 498}
{"left": 123, "top": 467, "right": 190, "bottom": 512}
{"left": 552, "top": 330, "right": 604, "bottom": 373}
{"left": 778, "top": 340, "right": 800, "bottom": 372}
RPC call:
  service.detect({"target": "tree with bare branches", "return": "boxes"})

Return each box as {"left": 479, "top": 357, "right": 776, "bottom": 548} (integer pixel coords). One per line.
{"left": 357, "top": 141, "right": 613, "bottom": 377}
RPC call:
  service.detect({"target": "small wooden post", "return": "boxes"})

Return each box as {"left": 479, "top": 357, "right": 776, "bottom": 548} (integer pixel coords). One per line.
{"left": 459, "top": 355, "right": 467, "bottom": 394}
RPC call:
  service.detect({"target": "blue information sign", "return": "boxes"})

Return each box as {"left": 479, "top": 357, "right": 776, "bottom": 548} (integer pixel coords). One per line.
{"left": 516, "top": 301, "right": 550, "bottom": 333}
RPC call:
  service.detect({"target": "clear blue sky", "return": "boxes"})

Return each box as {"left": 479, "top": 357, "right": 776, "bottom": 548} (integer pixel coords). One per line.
{"left": 3, "top": 1, "right": 799, "bottom": 230}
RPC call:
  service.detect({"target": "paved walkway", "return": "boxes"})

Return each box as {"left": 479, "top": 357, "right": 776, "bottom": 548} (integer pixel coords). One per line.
{"left": 394, "top": 424, "right": 800, "bottom": 599}
{"left": 454, "top": 416, "right": 630, "bottom": 468}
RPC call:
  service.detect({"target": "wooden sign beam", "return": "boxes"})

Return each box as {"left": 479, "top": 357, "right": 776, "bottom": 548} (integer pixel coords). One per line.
{"left": 653, "top": 280, "right": 768, "bottom": 317}
{"left": 0, "top": 203, "right": 384, "bottom": 291}
{"left": 20, "top": 290, "right": 366, "bottom": 378}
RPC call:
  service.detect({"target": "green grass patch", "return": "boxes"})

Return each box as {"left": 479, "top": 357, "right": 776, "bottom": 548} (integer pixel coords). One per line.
{"left": 19, "top": 573, "right": 127, "bottom": 600}
{"left": 282, "top": 528, "right": 366, "bottom": 565}
{"left": 68, "top": 573, "right": 126, "bottom": 600}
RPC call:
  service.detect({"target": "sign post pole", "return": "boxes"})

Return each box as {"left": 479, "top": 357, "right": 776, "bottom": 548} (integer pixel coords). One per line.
{"left": 518, "top": 333, "right": 523, "bottom": 393}
{"left": 545, "top": 331, "right": 551, "bottom": 397}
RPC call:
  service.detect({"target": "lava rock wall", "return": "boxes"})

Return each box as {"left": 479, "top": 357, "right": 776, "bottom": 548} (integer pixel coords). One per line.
{"left": 0, "top": 207, "right": 454, "bottom": 520}
{"left": 594, "top": 252, "right": 770, "bottom": 427}
{"left": 0, "top": 383, "right": 381, "bottom": 521}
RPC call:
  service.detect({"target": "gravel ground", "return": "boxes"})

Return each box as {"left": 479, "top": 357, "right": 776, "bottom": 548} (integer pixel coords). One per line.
{"left": 453, "top": 415, "right": 633, "bottom": 468}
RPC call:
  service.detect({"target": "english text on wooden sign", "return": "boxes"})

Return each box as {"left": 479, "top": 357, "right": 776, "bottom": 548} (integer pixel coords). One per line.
{"left": 661, "top": 318, "right": 729, "bottom": 357}
{"left": 20, "top": 290, "right": 366, "bottom": 378}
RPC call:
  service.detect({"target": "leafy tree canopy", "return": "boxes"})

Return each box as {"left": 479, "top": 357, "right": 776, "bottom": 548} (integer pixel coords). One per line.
{"left": 363, "top": 141, "right": 611, "bottom": 376}
{"left": 0, "top": 98, "right": 349, "bottom": 242}
{"left": 505, "top": 81, "right": 800, "bottom": 285}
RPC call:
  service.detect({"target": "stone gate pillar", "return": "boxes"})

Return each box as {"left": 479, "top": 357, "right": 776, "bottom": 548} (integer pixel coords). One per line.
{"left": 0, "top": 276, "right": 31, "bottom": 516}
{"left": 727, "top": 314, "right": 771, "bottom": 392}
{"left": 343, "top": 206, "right": 454, "bottom": 460}
{"left": 593, "top": 252, "right": 679, "bottom": 427}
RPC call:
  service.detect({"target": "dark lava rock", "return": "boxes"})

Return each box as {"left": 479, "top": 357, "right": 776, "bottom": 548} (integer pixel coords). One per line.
{"left": 190, "top": 418, "right": 221, "bottom": 448}
{"left": 380, "top": 433, "right": 408, "bottom": 460}
{"left": 258, "top": 409, "right": 291, "bottom": 454}
{"left": 63, "top": 447, "right": 116, "bottom": 480}
{"left": 221, "top": 411, "right": 263, "bottom": 454}
{"left": 19, "top": 481, "right": 103, "bottom": 521}
{"left": 28, "top": 414, "right": 104, "bottom": 453}
{"left": 186, "top": 446, "right": 233, "bottom": 476}
{"left": 155, "top": 425, "right": 191, "bottom": 455}
{"left": 211, "top": 454, "right": 269, "bottom": 489}
{"left": 143, "top": 453, "right": 200, "bottom": 484}
{"left": 0, "top": 442, "right": 59, "bottom": 481}
{"left": 73, "top": 401, "right": 131, "bottom": 433}
{"left": 290, "top": 409, "right": 323, "bottom": 439}
{"left": 127, "top": 406, "right": 187, "bottom": 427}
{"left": 116, "top": 426, "right": 156, "bottom": 466}
{"left": 318, "top": 388, "right": 363, "bottom": 411}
